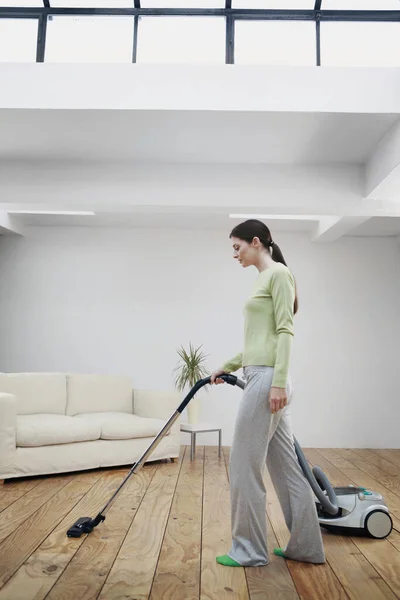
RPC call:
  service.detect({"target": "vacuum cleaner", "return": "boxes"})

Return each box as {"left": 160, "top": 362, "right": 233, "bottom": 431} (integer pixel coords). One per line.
{"left": 67, "top": 374, "right": 393, "bottom": 540}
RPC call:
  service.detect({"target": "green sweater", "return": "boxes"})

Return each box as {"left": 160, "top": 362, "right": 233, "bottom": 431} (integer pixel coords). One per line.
{"left": 222, "top": 263, "right": 295, "bottom": 388}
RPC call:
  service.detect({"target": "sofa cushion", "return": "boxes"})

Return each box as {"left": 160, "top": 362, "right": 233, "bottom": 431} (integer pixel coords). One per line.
{"left": 17, "top": 414, "right": 101, "bottom": 447}
{"left": 74, "top": 412, "right": 169, "bottom": 440}
{"left": 0, "top": 373, "right": 67, "bottom": 415}
{"left": 66, "top": 374, "right": 133, "bottom": 416}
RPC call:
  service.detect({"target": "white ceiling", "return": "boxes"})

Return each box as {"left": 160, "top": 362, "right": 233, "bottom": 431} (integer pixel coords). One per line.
{"left": 0, "top": 109, "right": 397, "bottom": 165}
{"left": 1, "top": 106, "right": 400, "bottom": 240}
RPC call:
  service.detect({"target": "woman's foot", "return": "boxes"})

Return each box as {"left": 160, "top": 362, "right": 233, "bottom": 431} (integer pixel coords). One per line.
{"left": 274, "top": 548, "right": 326, "bottom": 564}
{"left": 216, "top": 554, "right": 241, "bottom": 567}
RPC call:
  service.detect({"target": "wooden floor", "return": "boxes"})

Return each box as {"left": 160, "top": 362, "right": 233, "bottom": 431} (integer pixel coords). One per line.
{"left": 0, "top": 447, "right": 399, "bottom": 600}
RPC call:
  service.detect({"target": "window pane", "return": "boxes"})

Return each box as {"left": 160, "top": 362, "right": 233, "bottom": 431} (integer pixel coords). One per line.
{"left": 141, "top": 1, "right": 224, "bottom": 6}
{"left": 0, "top": 1, "right": 41, "bottom": 5}
{"left": 321, "top": 22, "right": 400, "bottom": 66}
{"left": 50, "top": 1, "right": 133, "bottom": 6}
{"left": 137, "top": 16, "right": 225, "bottom": 63}
{"left": 0, "top": 19, "right": 38, "bottom": 62}
{"left": 322, "top": 0, "right": 400, "bottom": 9}
{"left": 232, "top": 1, "right": 315, "bottom": 7}
{"left": 235, "top": 20, "right": 316, "bottom": 65}
{"left": 45, "top": 16, "right": 134, "bottom": 62}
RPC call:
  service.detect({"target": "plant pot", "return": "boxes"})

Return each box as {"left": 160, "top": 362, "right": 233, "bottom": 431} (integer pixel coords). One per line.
{"left": 187, "top": 395, "right": 201, "bottom": 424}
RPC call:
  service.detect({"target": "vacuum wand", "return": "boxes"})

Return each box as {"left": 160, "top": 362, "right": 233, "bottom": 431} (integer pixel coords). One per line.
{"left": 66, "top": 373, "right": 240, "bottom": 537}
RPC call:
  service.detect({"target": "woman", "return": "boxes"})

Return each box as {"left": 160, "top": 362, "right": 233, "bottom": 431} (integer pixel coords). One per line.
{"left": 211, "top": 219, "right": 325, "bottom": 568}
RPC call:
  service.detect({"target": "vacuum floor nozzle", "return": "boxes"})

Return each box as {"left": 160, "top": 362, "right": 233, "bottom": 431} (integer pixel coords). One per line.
{"left": 67, "top": 517, "right": 97, "bottom": 538}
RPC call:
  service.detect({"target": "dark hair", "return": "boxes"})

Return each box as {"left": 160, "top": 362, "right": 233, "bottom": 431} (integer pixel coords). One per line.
{"left": 230, "top": 219, "right": 298, "bottom": 314}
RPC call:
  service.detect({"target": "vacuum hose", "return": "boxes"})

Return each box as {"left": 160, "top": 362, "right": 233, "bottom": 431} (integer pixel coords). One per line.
{"left": 192, "top": 374, "right": 339, "bottom": 517}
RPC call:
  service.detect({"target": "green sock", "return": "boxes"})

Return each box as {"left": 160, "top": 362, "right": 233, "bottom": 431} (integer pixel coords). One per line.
{"left": 216, "top": 554, "right": 242, "bottom": 567}
{"left": 273, "top": 548, "right": 286, "bottom": 558}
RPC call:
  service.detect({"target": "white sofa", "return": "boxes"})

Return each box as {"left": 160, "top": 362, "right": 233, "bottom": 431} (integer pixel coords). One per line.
{"left": 0, "top": 372, "right": 181, "bottom": 481}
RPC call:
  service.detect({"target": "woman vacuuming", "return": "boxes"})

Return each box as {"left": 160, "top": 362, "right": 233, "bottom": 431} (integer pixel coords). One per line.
{"left": 211, "top": 219, "right": 326, "bottom": 568}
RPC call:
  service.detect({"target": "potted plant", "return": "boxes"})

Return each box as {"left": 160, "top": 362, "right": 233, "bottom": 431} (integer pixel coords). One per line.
{"left": 173, "top": 342, "right": 210, "bottom": 424}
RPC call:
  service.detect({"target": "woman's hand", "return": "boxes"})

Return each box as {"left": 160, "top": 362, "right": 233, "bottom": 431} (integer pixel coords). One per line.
{"left": 210, "top": 369, "right": 226, "bottom": 384}
{"left": 269, "top": 387, "right": 287, "bottom": 414}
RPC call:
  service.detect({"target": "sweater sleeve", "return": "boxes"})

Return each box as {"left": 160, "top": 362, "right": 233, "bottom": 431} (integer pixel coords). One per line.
{"left": 221, "top": 352, "right": 243, "bottom": 373}
{"left": 270, "top": 268, "right": 295, "bottom": 388}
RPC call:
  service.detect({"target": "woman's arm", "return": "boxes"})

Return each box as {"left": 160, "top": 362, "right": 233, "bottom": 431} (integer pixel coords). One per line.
{"left": 211, "top": 353, "right": 242, "bottom": 385}
{"left": 221, "top": 352, "right": 243, "bottom": 374}
{"left": 270, "top": 268, "right": 295, "bottom": 389}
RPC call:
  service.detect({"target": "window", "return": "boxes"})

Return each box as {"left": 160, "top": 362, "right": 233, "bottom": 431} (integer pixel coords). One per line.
{"left": 49, "top": 1, "right": 133, "bottom": 6}
{"left": 235, "top": 20, "right": 316, "bottom": 65}
{"left": 45, "top": 15, "right": 134, "bottom": 62}
{"left": 322, "top": 0, "right": 400, "bottom": 9}
{"left": 0, "top": 19, "right": 38, "bottom": 62}
{"left": 321, "top": 22, "right": 400, "bottom": 67}
{"left": 1, "top": 0, "right": 400, "bottom": 65}
{"left": 232, "top": 1, "right": 315, "bottom": 7}
{"left": 137, "top": 16, "right": 225, "bottom": 63}
{"left": 141, "top": 1, "right": 225, "bottom": 6}
{"left": 0, "top": 1, "right": 42, "bottom": 5}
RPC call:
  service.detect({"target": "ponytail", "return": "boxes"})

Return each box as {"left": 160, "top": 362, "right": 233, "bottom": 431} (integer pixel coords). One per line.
{"left": 269, "top": 241, "right": 286, "bottom": 266}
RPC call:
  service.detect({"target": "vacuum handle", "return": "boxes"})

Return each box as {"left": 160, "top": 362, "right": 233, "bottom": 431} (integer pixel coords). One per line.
{"left": 177, "top": 373, "right": 243, "bottom": 414}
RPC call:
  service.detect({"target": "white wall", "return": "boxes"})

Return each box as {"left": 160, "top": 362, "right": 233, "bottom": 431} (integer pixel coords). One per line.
{"left": 0, "top": 226, "right": 399, "bottom": 448}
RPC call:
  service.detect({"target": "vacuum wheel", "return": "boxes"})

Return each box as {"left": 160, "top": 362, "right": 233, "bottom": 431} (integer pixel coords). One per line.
{"left": 364, "top": 510, "right": 393, "bottom": 539}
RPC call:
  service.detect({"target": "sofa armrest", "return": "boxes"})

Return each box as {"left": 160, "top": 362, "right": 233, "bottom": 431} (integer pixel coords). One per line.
{"left": 133, "top": 389, "right": 181, "bottom": 437}
{"left": 0, "top": 393, "right": 17, "bottom": 467}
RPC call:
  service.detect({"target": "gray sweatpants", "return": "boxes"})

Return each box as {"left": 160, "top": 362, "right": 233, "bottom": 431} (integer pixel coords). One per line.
{"left": 227, "top": 366, "right": 326, "bottom": 567}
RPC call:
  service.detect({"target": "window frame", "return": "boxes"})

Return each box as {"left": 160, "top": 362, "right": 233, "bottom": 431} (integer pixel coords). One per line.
{"left": 0, "top": 2, "right": 399, "bottom": 65}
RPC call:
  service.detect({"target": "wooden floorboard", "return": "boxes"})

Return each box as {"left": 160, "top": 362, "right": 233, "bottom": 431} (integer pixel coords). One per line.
{"left": 0, "top": 478, "right": 44, "bottom": 514}
{"left": 0, "top": 447, "right": 398, "bottom": 600}
{"left": 149, "top": 445, "right": 203, "bottom": 600}
{"left": 97, "top": 447, "right": 185, "bottom": 600}
{"left": 0, "top": 476, "right": 73, "bottom": 547}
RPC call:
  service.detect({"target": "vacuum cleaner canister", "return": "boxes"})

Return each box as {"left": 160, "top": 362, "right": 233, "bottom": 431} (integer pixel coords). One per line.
{"left": 315, "top": 485, "right": 393, "bottom": 539}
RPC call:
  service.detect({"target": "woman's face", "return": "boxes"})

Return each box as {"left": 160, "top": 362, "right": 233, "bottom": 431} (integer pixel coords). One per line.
{"left": 231, "top": 236, "right": 257, "bottom": 268}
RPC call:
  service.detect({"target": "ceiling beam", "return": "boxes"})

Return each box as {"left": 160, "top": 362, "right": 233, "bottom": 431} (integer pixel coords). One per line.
{"left": 311, "top": 215, "right": 372, "bottom": 242}
{"left": 1, "top": 64, "right": 400, "bottom": 113}
{"left": 2, "top": 197, "right": 400, "bottom": 218}
{"left": 0, "top": 212, "right": 25, "bottom": 235}
{"left": 365, "top": 118, "right": 400, "bottom": 200}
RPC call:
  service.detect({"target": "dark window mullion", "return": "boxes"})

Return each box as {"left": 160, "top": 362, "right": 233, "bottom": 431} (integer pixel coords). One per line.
{"left": 315, "top": 0, "right": 321, "bottom": 66}
{"left": 132, "top": 14, "right": 138, "bottom": 62}
{"left": 36, "top": 13, "right": 47, "bottom": 62}
{"left": 226, "top": 16, "right": 234, "bottom": 63}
